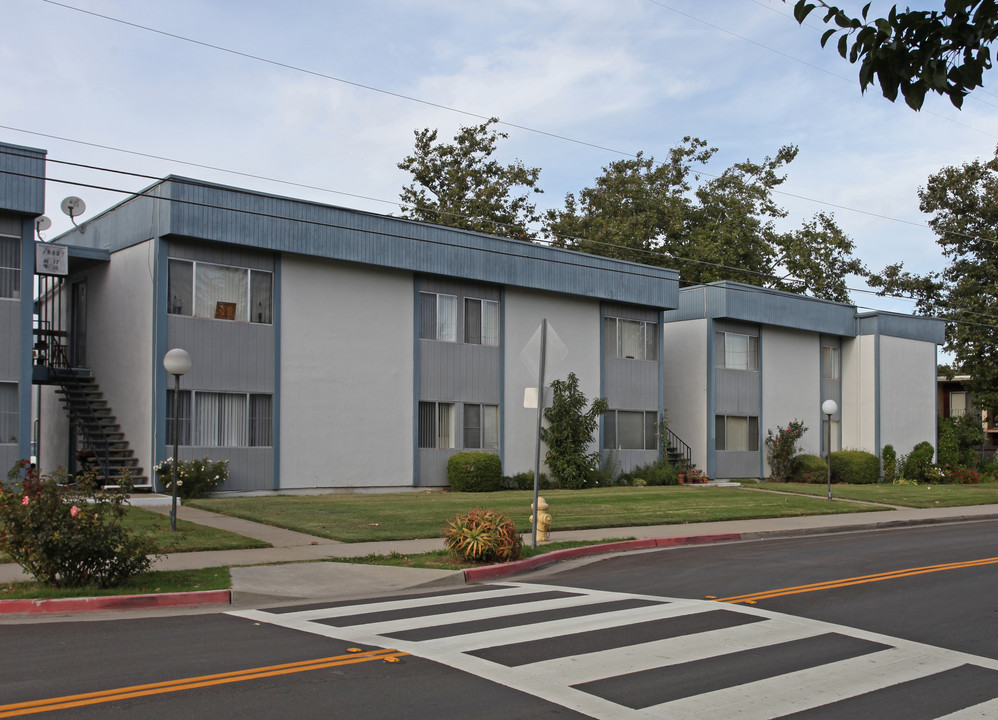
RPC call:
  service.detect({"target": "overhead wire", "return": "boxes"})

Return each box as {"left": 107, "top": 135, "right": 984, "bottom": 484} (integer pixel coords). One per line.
{"left": 5, "top": 152, "right": 997, "bottom": 330}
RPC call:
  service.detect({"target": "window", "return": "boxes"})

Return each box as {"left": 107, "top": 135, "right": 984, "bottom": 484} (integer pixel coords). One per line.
{"left": 168, "top": 259, "right": 273, "bottom": 324}
{"left": 0, "top": 235, "right": 20, "bottom": 300}
{"left": 464, "top": 404, "right": 499, "bottom": 450}
{"left": 715, "top": 415, "right": 759, "bottom": 451}
{"left": 605, "top": 317, "right": 658, "bottom": 360}
{"left": 167, "top": 390, "right": 272, "bottom": 447}
{"left": 0, "top": 382, "right": 17, "bottom": 444}
{"left": 822, "top": 419, "right": 841, "bottom": 455}
{"left": 419, "top": 292, "right": 457, "bottom": 342}
{"left": 950, "top": 391, "right": 968, "bottom": 417}
{"left": 465, "top": 298, "right": 499, "bottom": 346}
{"left": 822, "top": 346, "right": 840, "bottom": 380}
{"left": 418, "top": 401, "right": 455, "bottom": 448}
{"left": 716, "top": 332, "right": 759, "bottom": 371}
{"left": 604, "top": 410, "right": 658, "bottom": 450}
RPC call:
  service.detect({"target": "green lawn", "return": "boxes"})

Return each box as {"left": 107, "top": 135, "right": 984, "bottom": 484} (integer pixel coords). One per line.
{"left": 0, "top": 567, "right": 231, "bottom": 600}
{"left": 749, "top": 482, "right": 998, "bottom": 508}
{"left": 188, "top": 486, "right": 878, "bottom": 542}
{"left": 124, "top": 507, "right": 271, "bottom": 553}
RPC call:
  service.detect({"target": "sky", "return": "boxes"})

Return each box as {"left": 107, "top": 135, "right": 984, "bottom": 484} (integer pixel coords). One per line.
{"left": 2, "top": 0, "right": 996, "bottom": 318}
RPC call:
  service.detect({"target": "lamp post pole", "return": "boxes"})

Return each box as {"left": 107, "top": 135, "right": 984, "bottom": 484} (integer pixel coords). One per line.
{"left": 822, "top": 399, "right": 838, "bottom": 501}
{"left": 163, "top": 349, "right": 192, "bottom": 532}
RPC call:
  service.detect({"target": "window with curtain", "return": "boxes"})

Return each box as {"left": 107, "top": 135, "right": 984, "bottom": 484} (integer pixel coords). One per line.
{"left": 0, "top": 235, "right": 21, "bottom": 300}
{"left": 419, "top": 292, "right": 457, "bottom": 342}
{"left": 168, "top": 260, "right": 273, "bottom": 324}
{"left": 716, "top": 332, "right": 759, "bottom": 371}
{"left": 465, "top": 298, "right": 500, "bottom": 346}
{"left": 463, "top": 404, "right": 499, "bottom": 450}
{"left": 950, "top": 391, "right": 968, "bottom": 417}
{"left": 822, "top": 345, "right": 840, "bottom": 379}
{"left": 0, "top": 382, "right": 17, "bottom": 444}
{"left": 715, "top": 415, "right": 760, "bottom": 451}
{"left": 168, "top": 390, "right": 272, "bottom": 447}
{"left": 604, "top": 410, "right": 658, "bottom": 450}
{"left": 418, "top": 401, "right": 456, "bottom": 448}
{"left": 605, "top": 317, "right": 657, "bottom": 360}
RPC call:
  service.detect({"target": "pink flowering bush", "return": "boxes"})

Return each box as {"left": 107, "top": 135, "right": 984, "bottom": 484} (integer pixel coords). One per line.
{"left": 0, "top": 460, "right": 154, "bottom": 588}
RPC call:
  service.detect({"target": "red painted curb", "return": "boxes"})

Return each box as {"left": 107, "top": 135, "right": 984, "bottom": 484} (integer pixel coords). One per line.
{"left": 0, "top": 589, "right": 231, "bottom": 615}
{"left": 463, "top": 533, "right": 743, "bottom": 582}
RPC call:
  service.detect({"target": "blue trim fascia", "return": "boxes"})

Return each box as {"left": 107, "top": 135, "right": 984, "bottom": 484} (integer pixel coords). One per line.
{"left": 412, "top": 278, "right": 421, "bottom": 487}
{"left": 599, "top": 303, "right": 606, "bottom": 459}
{"left": 18, "top": 218, "right": 34, "bottom": 461}
{"left": 758, "top": 326, "right": 764, "bottom": 479}
{"left": 658, "top": 310, "right": 666, "bottom": 462}
{"left": 272, "top": 257, "right": 282, "bottom": 491}
{"left": 706, "top": 319, "right": 715, "bottom": 478}
{"left": 874, "top": 331, "right": 881, "bottom": 458}
{"left": 153, "top": 237, "right": 169, "bottom": 492}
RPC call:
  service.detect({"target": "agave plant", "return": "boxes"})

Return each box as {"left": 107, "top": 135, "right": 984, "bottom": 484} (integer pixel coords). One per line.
{"left": 444, "top": 507, "right": 522, "bottom": 563}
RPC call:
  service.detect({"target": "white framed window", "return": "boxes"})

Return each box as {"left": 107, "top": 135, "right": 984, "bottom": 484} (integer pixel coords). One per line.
{"left": 0, "top": 235, "right": 21, "bottom": 300}
{"left": 419, "top": 292, "right": 457, "bottom": 342}
{"left": 604, "top": 410, "right": 658, "bottom": 450}
{"left": 167, "top": 390, "right": 273, "bottom": 447}
{"left": 605, "top": 317, "right": 658, "bottom": 360}
{"left": 716, "top": 415, "right": 760, "bottom": 451}
{"left": 716, "top": 332, "right": 759, "bottom": 371}
{"left": 168, "top": 259, "right": 272, "bottom": 324}
{"left": 464, "top": 404, "right": 499, "bottom": 450}
{"left": 0, "top": 382, "right": 17, "bottom": 444}
{"left": 418, "top": 401, "right": 455, "bottom": 449}
{"left": 950, "top": 391, "right": 968, "bottom": 417}
{"left": 465, "top": 298, "right": 500, "bottom": 346}
{"left": 822, "top": 346, "right": 840, "bottom": 380}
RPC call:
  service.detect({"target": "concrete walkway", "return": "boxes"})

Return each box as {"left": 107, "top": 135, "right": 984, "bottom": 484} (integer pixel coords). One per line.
{"left": 3, "top": 498, "right": 998, "bottom": 610}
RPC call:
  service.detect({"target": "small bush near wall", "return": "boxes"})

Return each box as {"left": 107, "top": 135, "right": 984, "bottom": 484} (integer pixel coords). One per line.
{"left": 155, "top": 457, "right": 229, "bottom": 499}
{"left": 764, "top": 420, "right": 808, "bottom": 482}
{"left": 791, "top": 454, "right": 828, "bottom": 483}
{"left": 901, "top": 441, "right": 935, "bottom": 482}
{"left": 448, "top": 452, "right": 502, "bottom": 492}
{"left": 629, "top": 460, "right": 679, "bottom": 486}
{"left": 830, "top": 450, "right": 881, "bottom": 484}
{"left": 881, "top": 445, "right": 897, "bottom": 483}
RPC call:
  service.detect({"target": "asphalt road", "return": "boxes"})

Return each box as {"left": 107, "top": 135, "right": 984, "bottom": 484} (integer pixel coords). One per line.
{"left": 2, "top": 520, "right": 996, "bottom": 719}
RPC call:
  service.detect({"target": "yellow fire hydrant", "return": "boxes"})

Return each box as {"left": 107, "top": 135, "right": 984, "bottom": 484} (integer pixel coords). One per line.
{"left": 530, "top": 496, "right": 552, "bottom": 542}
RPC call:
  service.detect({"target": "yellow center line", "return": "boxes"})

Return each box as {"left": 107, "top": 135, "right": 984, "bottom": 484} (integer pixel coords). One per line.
{"left": 715, "top": 556, "right": 998, "bottom": 604}
{"left": 0, "top": 648, "right": 409, "bottom": 718}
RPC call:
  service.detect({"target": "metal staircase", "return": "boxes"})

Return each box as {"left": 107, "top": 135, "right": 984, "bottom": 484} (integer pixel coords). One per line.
{"left": 48, "top": 343, "right": 150, "bottom": 489}
{"left": 664, "top": 427, "right": 693, "bottom": 470}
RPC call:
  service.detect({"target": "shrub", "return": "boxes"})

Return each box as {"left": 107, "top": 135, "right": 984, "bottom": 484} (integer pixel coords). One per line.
{"left": 629, "top": 460, "right": 679, "bottom": 486}
{"left": 938, "top": 413, "right": 984, "bottom": 468}
{"left": 444, "top": 507, "right": 522, "bottom": 563}
{"left": 447, "top": 452, "right": 502, "bottom": 492}
{"left": 540, "top": 372, "right": 609, "bottom": 489}
{"left": 901, "top": 441, "right": 935, "bottom": 481}
{"left": 154, "top": 457, "right": 228, "bottom": 499}
{"left": 0, "top": 461, "right": 154, "bottom": 588}
{"left": 791, "top": 454, "right": 828, "bottom": 483}
{"left": 764, "top": 419, "right": 808, "bottom": 482}
{"left": 830, "top": 450, "right": 881, "bottom": 484}
{"left": 881, "top": 444, "right": 897, "bottom": 483}
{"left": 941, "top": 465, "right": 981, "bottom": 484}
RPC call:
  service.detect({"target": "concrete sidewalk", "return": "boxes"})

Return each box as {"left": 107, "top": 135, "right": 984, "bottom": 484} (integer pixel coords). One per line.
{"left": 2, "top": 499, "right": 998, "bottom": 612}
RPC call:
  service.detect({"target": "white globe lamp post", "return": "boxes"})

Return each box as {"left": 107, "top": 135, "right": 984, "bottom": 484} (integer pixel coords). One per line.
{"left": 163, "top": 349, "right": 192, "bottom": 531}
{"left": 822, "top": 399, "right": 838, "bottom": 501}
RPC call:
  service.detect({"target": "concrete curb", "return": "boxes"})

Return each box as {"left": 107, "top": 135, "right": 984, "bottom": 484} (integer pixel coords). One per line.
{"left": 0, "top": 589, "right": 231, "bottom": 615}
{"left": 464, "top": 533, "right": 743, "bottom": 582}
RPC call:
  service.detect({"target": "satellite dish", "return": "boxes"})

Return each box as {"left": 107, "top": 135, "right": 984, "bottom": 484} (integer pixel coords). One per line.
{"left": 61, "top": 196, "right": 86, "bottom": 218}
{"left": 35, "top": 216, "right": 52, "bottom": 232}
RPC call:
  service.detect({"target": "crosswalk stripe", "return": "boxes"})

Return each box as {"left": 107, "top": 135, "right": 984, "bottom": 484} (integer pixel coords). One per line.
{"left": 644, "top": 647, "right": 963, "bottom": 720}
{"left": 519, "top": 619, "right": 825, "bottom": 685}
{"left": 935, "top": 697, "right": 998, "bottom": 719}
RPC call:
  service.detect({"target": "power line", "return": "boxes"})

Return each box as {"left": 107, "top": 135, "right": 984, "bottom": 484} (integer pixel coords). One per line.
{"left": 5, "top": 156, "right": 996, "bottom": 331}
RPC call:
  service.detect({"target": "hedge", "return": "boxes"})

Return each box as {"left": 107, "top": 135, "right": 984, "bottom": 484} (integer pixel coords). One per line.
{"left": 447, "top": 452, "right": 503, "bottom": 492}
{"left": 830, "top": 450, "right": 881, "bottom": 484}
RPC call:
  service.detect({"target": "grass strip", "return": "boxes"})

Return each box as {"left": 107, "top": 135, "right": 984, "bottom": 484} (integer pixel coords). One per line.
{"left": 750, "top": 482, "right": 998, "bottom": 508}
{"left": 327, "top": 538, "right": 636, "bottom": 570}
{"left": 124, "top": 507, "right": 270, "bottom": 553}
{"left": 0, "top": 566, "right": 231, "bottom": 600}
{"left": 189, "top": 486, "right": 876, "bottom": 543}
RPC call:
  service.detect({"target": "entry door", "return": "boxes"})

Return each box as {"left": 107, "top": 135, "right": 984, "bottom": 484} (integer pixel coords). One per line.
{"left": 70, "top": 280, "right": 87, "bottom": 367}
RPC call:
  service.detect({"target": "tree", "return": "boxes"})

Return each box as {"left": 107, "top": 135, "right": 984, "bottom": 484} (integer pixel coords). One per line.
{"left": 869, "top": 146, "right": 998, "bottom": 409}
{"left": 398, "top": 117, "right": 543, "bottom": 240}
{"left": 789, "top": 1, "right": 998, "bottom": 110}
{"left": 540, "top": 373, "right": 609, "bottom": 489}
{"left": 544, "top": 137, "right": 867, "bottom": 301}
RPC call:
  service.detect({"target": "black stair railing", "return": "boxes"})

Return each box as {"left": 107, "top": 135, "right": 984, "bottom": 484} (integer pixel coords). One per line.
{"left": 47, "top": 342, "right": 112, "bottom": 482}
{"left": 665, "top": 428, "right": 693, "bottom": 470}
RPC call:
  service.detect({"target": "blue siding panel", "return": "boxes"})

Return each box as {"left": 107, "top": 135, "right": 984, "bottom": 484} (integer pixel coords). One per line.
{"left": 0, "top": 143, "right": 46, "bottom": 216}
